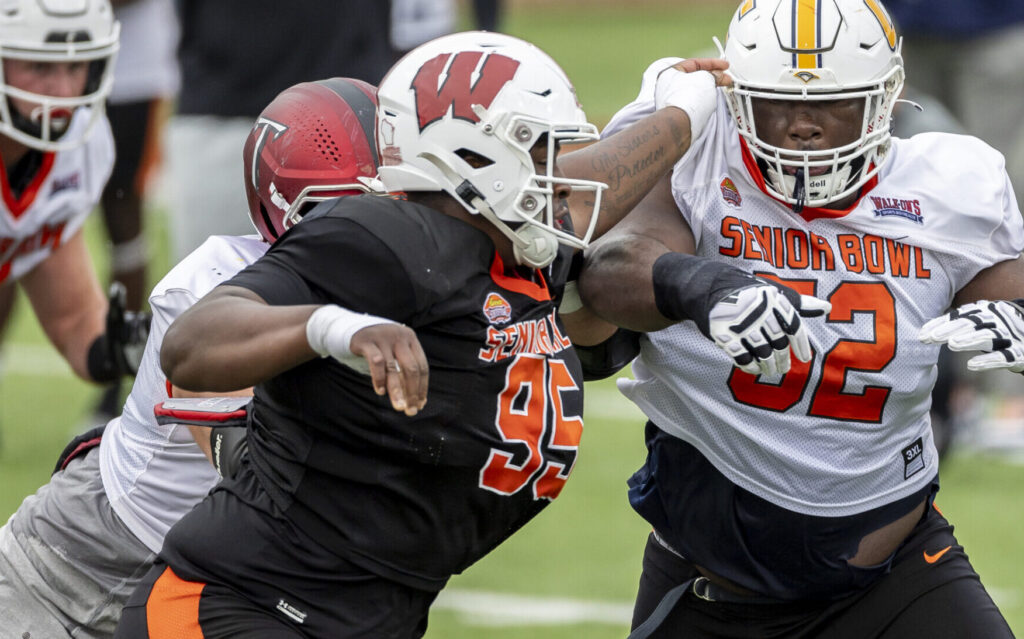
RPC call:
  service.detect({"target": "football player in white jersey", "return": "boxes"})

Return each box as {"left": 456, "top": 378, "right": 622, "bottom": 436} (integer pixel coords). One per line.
{"left": 0, "top": 77, "right": 381, "bottom": 639}
{"left": 579, "top": 0, "right": 1020, "bottom": 636}
{"left": 0, "top": 0, "right": 148, "bottom": 402}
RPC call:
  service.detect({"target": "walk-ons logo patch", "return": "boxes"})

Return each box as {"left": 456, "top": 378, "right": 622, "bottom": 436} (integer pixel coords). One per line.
{"left": 483, "top": 292, "right": 513, "bottom": 324}
{"left": 870, "top": 196, "right": 923, "bottom": 224}
{"left": 720, "top": 177, "right": 741, "bottom": 207}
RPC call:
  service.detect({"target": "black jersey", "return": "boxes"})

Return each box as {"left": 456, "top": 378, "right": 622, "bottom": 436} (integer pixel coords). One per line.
{"left": 227, "top": 195, "right": 584, "bottom": 591}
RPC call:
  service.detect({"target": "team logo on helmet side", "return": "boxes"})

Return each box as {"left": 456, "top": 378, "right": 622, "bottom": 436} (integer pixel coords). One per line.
{"left": 249, "top": 117, "right": 289, "bottom": 198}
{"left": 411, "top": 52, "right": 520, "bottom": 131}
{"left": 482, "top": 292, "right": 513, "bottom": 324}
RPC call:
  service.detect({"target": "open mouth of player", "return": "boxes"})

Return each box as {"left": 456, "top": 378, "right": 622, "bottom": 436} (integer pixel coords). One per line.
{"left": 31, "top": 106, "right": 74, "bottom": 130}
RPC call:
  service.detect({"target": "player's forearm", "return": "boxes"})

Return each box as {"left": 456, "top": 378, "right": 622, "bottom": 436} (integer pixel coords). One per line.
{"left": 161, "top": 287, "right": 320, "bottom": 392}
{"left": 561, "top": 107, "right": 690, "bottom": 238}
{"left": 58, "top": 314, "right": 105, "bottom": 381}
{"left": 560, "top": 305, "right": 620, "bottom": 347}
{"left": 578, "top": 234, "right": 675, "bottom": 333}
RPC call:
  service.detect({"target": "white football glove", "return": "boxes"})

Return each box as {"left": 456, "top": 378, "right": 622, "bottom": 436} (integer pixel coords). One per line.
{"left": 709, "top": 284, "right": 831, "bottom": 376}
{"left": 919, "top": 299, "right": 1024, "bottom": 373}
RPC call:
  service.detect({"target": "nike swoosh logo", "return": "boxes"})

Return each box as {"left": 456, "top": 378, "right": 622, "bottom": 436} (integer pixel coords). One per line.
{"left": 923, "top": 546, "right": 952, "bottom": 564}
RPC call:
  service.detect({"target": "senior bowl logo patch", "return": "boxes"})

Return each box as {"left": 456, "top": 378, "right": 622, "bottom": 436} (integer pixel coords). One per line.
{"left": 483, "top": 292, "right": 513, "bottom": 324}
{"left": 720, "top": 177, "right": 742, "bottom": 207}
{"left": 870, "top": 196, "right": 923, "bottom": 224}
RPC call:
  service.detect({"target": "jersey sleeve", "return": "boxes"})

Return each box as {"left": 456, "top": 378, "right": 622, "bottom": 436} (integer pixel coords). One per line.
{"left": 896, "top": 133, "right": 1024, "bottom": 291}
{"left": 226, "top": 214, "right": 419, "bottom": 322}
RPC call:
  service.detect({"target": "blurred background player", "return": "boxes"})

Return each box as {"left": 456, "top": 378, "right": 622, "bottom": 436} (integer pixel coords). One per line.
{"left": 580, "top": 0, "right": 1019, "bottom": 636}
{"left": 0, "top": 0, "right": 147, "bottom": 450}
{"left": 889, "top": 0, "right": 1024, "bottom": 460}
{"left": 390, "top": 0, "right": 456, "bottom": 61}
{"left": 886, "top": 0, "right": 1024, "bottom": 211}
{"left": 116, "top": 30, "right": 722, "bottom": 638}
{"left": 166, "top": 0, "right": 391, "bottom": 262}
{"left": 0, "top": 77, "right": 380, "bottom": 639}
{"left": 472, "top": 0, "right": 502, "bottom": 32}
{"left": 87, "top": 0, "right": 180, "bottom": 427}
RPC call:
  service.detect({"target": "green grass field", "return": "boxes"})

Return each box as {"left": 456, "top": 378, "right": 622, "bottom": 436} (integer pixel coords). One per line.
{"left": 0, "top": 2, "right": 1022, "bottom": 637}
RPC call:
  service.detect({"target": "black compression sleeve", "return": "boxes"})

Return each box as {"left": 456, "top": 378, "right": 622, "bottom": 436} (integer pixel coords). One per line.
{"left": 576, "top": 328, "right": 641, "bottom": 381}
{"left": 211, "top": 428, "right": 248, "bottom": 478}
{"left": 651, "top": 252, "right": 762, "bottom": 338}
{"left": 86, "top": 335, "right": 119, "bottom": 383}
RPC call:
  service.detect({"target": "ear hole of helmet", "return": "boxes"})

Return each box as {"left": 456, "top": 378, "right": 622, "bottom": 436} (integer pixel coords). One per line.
{"left": 455, "top": 148, "right": 494, "bottom": 168}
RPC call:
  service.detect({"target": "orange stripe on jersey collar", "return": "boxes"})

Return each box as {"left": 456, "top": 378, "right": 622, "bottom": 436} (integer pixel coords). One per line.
{"left": 737, "top": 136, "right": 877, "bottom": 222}
{"left": 490, "top": 252, "right": 551, "bottom": 302}
{"left": 0, "top": 150, "right": 55, "bottom": 220}
{"left": 146, "top": 566, "right": 206, "bottom": 639}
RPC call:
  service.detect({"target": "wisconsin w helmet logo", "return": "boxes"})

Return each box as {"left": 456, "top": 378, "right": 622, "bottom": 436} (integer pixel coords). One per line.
{"left": 411, "top": 52, "right": 520, "bottom": 131}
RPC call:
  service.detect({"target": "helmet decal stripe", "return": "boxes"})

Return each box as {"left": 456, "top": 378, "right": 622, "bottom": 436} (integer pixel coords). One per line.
{"left": 794, "top": 0, "right": 821, "bottom": 69}
{"left": 863, "top": 0, "right": 898, "bottom": 50}
{"left": 739, "top": 0, "right": 756, "bottom": 19}
{"left": 323, "top": 78, "right": 379, "bottom": 166}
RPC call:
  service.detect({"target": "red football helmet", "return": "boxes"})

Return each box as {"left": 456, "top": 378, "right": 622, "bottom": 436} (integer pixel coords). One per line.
{"left": 243, "top": 77, "right": 379, "bottom": 243}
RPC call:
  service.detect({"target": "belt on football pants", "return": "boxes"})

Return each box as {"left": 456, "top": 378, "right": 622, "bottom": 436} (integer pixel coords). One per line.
{"left": 628, "top": 576, "right": 784, "bottom": 639}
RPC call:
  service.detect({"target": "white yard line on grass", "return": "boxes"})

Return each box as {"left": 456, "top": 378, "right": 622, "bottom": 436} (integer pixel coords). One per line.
{"left": 433, "top": 589, "right": 632, "bottom": 627}
{"left": 435, "top": 587, "right": 1020, "bottom": 627}
{"left": 1, "top": 343, "right": 72, "bottom": 377}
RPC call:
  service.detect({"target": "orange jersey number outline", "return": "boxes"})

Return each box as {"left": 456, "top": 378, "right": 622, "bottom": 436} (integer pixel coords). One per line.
{"left": 728, "top": 276, "right": 896, "bottom": 422}
{"left": 479, "top": 354, "right": 582, "bottom": 500}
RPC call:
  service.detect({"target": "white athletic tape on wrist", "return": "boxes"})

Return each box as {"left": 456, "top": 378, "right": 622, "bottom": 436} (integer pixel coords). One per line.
{"left": 306, "top": 305, "right": 397, "bottom": 374}
{"left": 559, "top": 280, "right": 584, "bottom": 315}
{"left": 654, "top": 68, "right": 718, "bottom": 142}
{"left": 602, "top": 57, "right": 684, "bottom": 139}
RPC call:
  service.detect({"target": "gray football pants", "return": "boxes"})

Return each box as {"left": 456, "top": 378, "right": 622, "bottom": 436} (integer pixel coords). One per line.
{"left": 0, "top": 448, "right": 156, "bottom": 638}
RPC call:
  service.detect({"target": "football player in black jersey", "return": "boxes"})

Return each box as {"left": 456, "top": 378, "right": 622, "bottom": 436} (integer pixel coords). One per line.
{"left": 116, "top": 33, "right": 733, "bottom": 638}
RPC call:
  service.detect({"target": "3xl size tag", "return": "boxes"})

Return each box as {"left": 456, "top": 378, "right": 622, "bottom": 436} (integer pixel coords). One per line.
{"left": 902, "top": 437, "right": 925, "bottom": 480}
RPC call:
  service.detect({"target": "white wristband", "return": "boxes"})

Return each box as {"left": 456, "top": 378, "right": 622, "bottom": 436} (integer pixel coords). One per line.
{"left": 654, "top": 67, "right": 718, "bottom": 142}
{"left": 559, "top": 280, "right": 584, "bottom": 315}
{"left": 306, "top": 304, "right": 397, "bottom": 373}
{"left": 602, "top": 57, "right": 684, "bottom": 139}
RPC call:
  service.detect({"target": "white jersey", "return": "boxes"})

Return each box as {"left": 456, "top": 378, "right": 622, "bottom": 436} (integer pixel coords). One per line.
{"left": 610, "top": 96, "right": 1024, "bottom": 517}
{"left": 99, "top": 234, "right": 268, "bottom": 552}
{"left": 0, "top": 109, "right": 113, "bottom": 285}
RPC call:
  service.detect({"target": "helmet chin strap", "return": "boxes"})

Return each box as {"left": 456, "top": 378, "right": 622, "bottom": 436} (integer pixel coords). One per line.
{"left": 466, "top": 190, "right": 559, "bottom": 268}
{"left": 426, "top": 150, "right": 561, "bottom": 269}
{"left": 510, "top": 222, "right": 559, "bottom": 269}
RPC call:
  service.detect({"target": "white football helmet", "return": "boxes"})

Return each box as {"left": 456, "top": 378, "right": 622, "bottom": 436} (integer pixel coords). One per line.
{"left": 376, "top": 31, "right": 606, "bottom": 268}
{"left": 0, "top": 0, "right": 119, "bottom": 151}
{"left": 722, "top": 0, "right": 904, "bottom": 209}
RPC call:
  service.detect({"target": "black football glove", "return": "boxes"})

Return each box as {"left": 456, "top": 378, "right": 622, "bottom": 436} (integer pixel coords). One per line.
{"left": 105, "top": 282, "right": 150, "bottom": 376}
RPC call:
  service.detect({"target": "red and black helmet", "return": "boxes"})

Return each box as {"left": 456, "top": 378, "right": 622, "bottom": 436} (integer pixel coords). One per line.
{"left": 242, "top": 77, "right": 379, "bottom": 243}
